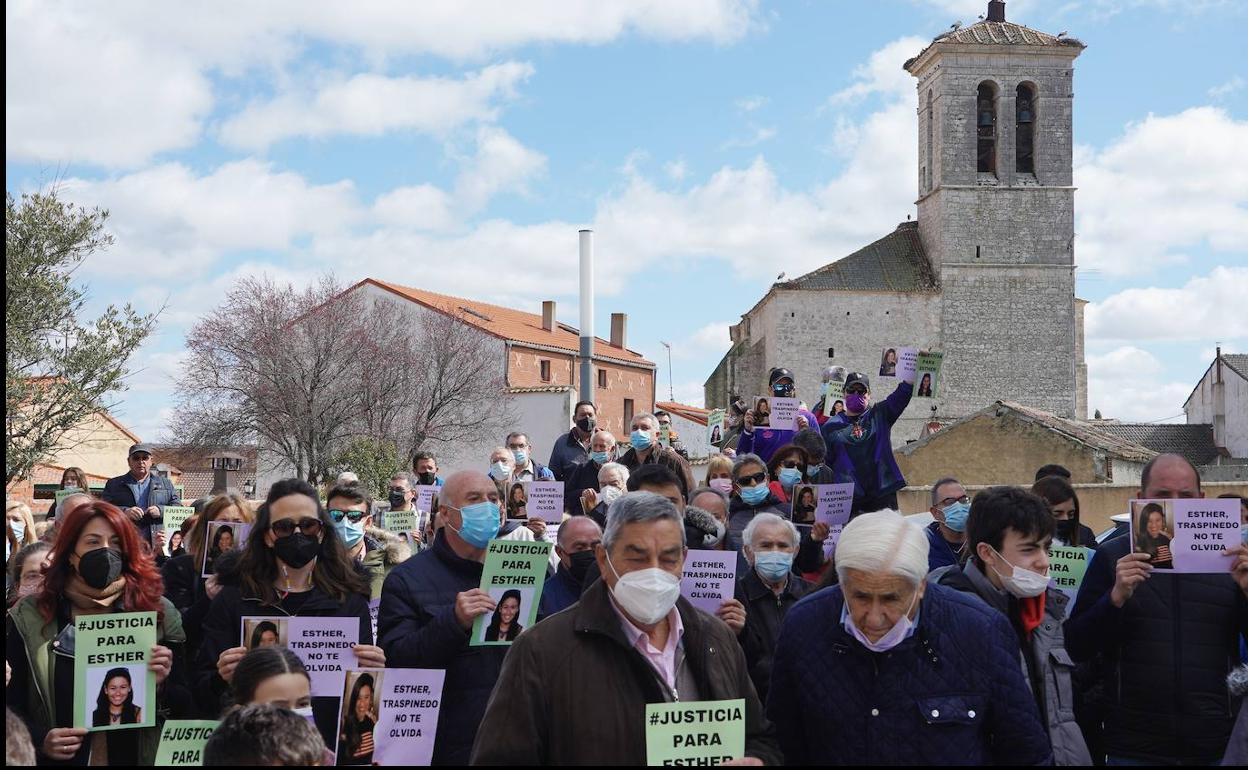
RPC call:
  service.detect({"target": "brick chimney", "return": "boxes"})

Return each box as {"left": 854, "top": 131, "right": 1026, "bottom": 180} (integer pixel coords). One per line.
{"left": 610, "top": 313, "right": 627, "bottom": 348}
{"left": 541, "top": 301, "right": 555, "bottom": 332}
{"left": 987, "top": 0, "right": 1006, "bottom": 22}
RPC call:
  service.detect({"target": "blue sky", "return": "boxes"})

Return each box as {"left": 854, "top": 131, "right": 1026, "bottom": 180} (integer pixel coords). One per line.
{"left": 7, "top": 0, "right": 1246, "bottom": 441}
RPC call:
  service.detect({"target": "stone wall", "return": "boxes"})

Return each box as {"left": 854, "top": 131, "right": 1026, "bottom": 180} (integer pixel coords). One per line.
{"left": 1185, "top": 360, "right": 1248, "bottom": 458}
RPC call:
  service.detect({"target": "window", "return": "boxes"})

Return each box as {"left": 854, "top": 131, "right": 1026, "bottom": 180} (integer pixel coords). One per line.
{"left": 623, "top": 398, "right": 635, "bottom": 431}
{"left": 1016, "top": 83, "right": 1035, "bottom": 174}
{"left": 926, "top": 89, "right": 934, "bottom": 191}
{"left": 598, "top": 369, "right": 608, "bottom": 389}
{"left": 976, "top": 81, "right": 997, "bottom": 174}
{"left": 540, "top": 359, "right": 551, "bottom": 382}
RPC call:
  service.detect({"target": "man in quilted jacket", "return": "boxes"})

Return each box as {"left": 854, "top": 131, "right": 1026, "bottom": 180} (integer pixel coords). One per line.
{"left": 767, "top": 510, "right": 1052, "bottom": 765}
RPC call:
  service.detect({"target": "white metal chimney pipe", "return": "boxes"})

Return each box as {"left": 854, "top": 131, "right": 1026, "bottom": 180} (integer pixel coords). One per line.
{"left": 578, "top": 230, "right": 594, "bottom": 404}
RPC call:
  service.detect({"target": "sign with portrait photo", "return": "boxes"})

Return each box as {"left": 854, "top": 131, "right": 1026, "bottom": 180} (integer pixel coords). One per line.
{"left": 336, "top": 669, "right": 445, "bottom": 766}
{"left": 471, "top": 539, "right": 551, "bottom": 646}
{"left": 1129, "top": 498, "right": 1241, "bottom": 573}
{"left": 74, "top": 611, "right": 157, "bottom": 731}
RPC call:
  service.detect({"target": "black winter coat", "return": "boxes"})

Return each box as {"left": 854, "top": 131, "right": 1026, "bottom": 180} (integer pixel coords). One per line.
{"left": 736, "top": 567, "right": 811, "bottom": 704}
{"left": 376, "top": 531, "right": 507, "bottom": 765}
{"left": 1065, "top": 533, "right": 1248, "bottom": 764}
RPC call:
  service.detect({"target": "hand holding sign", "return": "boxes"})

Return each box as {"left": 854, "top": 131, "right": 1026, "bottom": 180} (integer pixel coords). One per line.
{"left": 43, "top": 727, "right": 89, "bottom": 761}
{"left": 1226, "top": 542, "right": 1248, "bottom": 596}
{"left": 150, "top": 644, "right": 173, "bottom": 685}
{"left": 216, "top": 646, "right": 247, "bottom": 683}
{"left": 1110, "top": 553, "right": 1154, "bottom": 608}
{"left": 715, "top": 598, "right": 747, "bottom": 636}
{"left": 455, "top": 588, "right": 497, "bottom": 631}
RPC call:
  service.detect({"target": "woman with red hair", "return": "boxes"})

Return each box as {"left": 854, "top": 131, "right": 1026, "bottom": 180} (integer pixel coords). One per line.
{"left": 6, "top": 500, "right": 188, "bottom": 764}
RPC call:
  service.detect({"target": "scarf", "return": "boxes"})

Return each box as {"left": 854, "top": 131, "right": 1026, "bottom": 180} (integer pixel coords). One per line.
{"left": 63, "top": 573, "right": 127, "bottom": 611}
{"left": 1018, "top": 593, "right": 1046, "bottom": 638}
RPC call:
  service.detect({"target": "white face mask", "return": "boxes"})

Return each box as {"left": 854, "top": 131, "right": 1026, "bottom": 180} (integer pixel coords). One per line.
{"left": 600, "top": 485, "right": 624, "bottom": 505}
{"left": 841, "top": 588, "right": 920, "bottom": 653}
{"left": 606, "top": 555, "right": 681, "bottom": 626}
{"left": 987, "top": 545, "right": 1050, "bottom": 599}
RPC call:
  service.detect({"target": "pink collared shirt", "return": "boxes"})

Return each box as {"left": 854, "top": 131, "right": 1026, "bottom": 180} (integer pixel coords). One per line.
{"left": 609, "top": 595, "right": 685, "bottom": 694}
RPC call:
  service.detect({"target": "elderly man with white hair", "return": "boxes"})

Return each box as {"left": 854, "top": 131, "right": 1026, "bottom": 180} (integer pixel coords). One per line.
{"left": 471, "top": 492, "right": 781, "bottom": 765}
{"left": 736, "top": 512, "right": 812, "bottom": 704}
{"left": 578, "top": 461, "right": 628, "bottom": 528}
{"left": 767, "top": 510, "right": 1052, "bottom": 765}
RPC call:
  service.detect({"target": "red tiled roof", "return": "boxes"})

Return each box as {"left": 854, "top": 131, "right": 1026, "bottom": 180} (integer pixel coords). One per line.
{"left": 656, "top": 401, "right": 712, "bottom": 427}
{"left": 361, "top": 279, "right": 654, "bottom": 368}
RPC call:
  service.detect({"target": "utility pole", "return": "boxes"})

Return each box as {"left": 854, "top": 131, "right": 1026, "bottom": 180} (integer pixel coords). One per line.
{"left": 660, "top": 341, "right": 674, "bottom": 402}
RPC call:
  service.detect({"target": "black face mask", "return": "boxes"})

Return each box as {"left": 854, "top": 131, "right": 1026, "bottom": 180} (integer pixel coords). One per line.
{"left": 77, "top": 547, "right": 125, "bottom": 589}
{"left": 1054, "top": 519, "right": 1077, "bottom": 541}
{"left": 575, "top": 417, "right": 596, "bottom": 434}
{"left": 388, "top": 491, "right": 408, "bottom": 509}
{"left": 273, "top": 533, "right": 321, "bottom": 569}
{"left": 417, "top": 472, "right": 437, "bottom": 486}
{"left": 567, "top": 549, "right": 597, "bottom": 585}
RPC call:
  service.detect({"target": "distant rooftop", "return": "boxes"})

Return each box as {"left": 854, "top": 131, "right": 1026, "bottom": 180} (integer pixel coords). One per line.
{"left": 777, "top": 222, "right": 937, "bottom": 294}
{"left": 1091, "top": 422, "right": 1223, "bottom": 466}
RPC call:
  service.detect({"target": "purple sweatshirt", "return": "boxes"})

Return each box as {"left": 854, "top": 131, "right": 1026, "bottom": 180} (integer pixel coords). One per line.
{"left": 737, "top": 409, "right": 820, "bottom": 463}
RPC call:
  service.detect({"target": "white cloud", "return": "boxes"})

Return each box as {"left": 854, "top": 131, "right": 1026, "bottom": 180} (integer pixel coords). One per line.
{"left": 219, "top": 63, "right": 534, "bottom": 150}
{"left": 372, "top": 185, "right": 458, "bottom": 232}
{"left": 1085, "top": 346, "right": 1191, "bottom": 422}
{"left": 720, "top": 126, "right": 778, "bottom": 150}
{"left": 59, "top": 160, "right": 363, "bottom": 280}
{"left": 671, "top": 322, "right": 734, "bottom": 360}
{"left": 664, "top": 159, "right": 689, "bottom": 182}
{"left": 828, "top": 36, "right": 928, "bottom": 105}
{"left": 735, "top": 95, "right": 768, "bottom": 112}
{"left": 452, "top": 126, "right": 547, "bottom": 211}
{"left": 669, "top": 380, "right": 708, "bottom": 408}
{"left": 1085, "top": 266, "right": 1248, "bottom": 342}
{"left": 1075, "top": 108, "right": 1248, "bottom": 276}
{"left": 7, "top": 1, "right": 757, "bottom": 167}
{"left": 1208, "top": 75, "right": 1244, "bottom": 100}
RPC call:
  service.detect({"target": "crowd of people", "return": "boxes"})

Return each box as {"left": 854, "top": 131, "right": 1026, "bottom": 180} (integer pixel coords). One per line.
{"left": 5, "top": 379, "right": 1248, "bottom": 766}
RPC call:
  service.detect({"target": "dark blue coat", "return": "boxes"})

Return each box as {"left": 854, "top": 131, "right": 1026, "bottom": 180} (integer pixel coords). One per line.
{"left": 767, "top": 582, "right": 1053, "bottom": 765}
{"left": 102, "top": 472, "right": 181, "bottom": 542}
{"left": 538, "top": 564, "right": 582, "bottom": 617}
{"left": 377, "top": 531, "right": 507, "bottom": 766}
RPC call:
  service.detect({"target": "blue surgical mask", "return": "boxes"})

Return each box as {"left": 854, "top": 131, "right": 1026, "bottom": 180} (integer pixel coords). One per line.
{"left": 740, "top": 485, "right": 770, "bottom": 506}
{"left": 753, "top": 551, "right": 794, "bottom": 583}
{"left": 512, "top": 449, "right": 528, "bottom": 466}
{"left": 590, "top": 450, "right": 611, "bottom": 464}
{"left": 488, "top": 461, "right": 510, "bottom": 481}
{"left": 335, "top": 518, "right": 365, "bottom": 548}
{"left": 778, "top": 467, "right": 803, "bottom": 489}
{"left": 941, "top": 501, "right": 970, "bottom": 533}
{"left": 806, "top": 464, "right": 822, "bottom": 478}
{"left": 631, "top": 430, "right": 653, "bottom": 451}
{"left": 448, "top": 501, "right": 501, "bottom": 549}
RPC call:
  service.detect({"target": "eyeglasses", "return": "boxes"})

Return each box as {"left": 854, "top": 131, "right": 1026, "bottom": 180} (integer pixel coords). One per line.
{"left": 270, "top": 516, "right": 323, "bottom": 537}
{"left": 506, "top": 443, "right": 527, "bottom": 450}
{"left": 328, "top": 509, "right": 367, "bottom": 523}
{"left": 779, "top": 460, "right": 801, "bottom": 469}
{"left": 939, "top": 496, "right": 970, "bottom": 508}
{"left": 388, "top": 487, "right": 407, "bottom": 495}
{"left": 735, "top": 471, "right": 768, "bottom": 487}
{"left": 845, "top": 385, "right": 868, "bottom": 395}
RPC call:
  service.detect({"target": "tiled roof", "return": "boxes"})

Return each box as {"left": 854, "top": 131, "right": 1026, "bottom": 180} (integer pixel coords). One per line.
{"left": 1223, "top": 354, "right": 1248, "bottom": 381}
{"left": 896, "top": 401, "right": 1157, "bottom": 464}
{"left": 656, "top": 401, "right": 712, "bottom": 426}
{"left": 905, "top": 20, "right": 1085, "bottom": 72}
{"left": 777, "top": 223, "right": 937, "bottom": 293}
{"left": 363, "top": 279, "right": 654, "bottom": 368}
{"left": 505, "top": 385, "right": 575, "bottom": 394}
{"left": 1089, "top": 423, "right": 1223, "bottom": 466}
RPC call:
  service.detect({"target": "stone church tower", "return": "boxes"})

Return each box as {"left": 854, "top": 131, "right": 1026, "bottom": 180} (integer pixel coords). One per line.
{"left": 704, "top": 1, "right": 1089, "bottom": 438}
{"left": 906, "top": 0, "right": 1087, "bottom": 419}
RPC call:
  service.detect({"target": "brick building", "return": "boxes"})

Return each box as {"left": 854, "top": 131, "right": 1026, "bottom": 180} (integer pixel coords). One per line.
{"left": 706, "top": 1, "right": 1089, "bottom": 443}
{"left": 342, "top": 278, "right": 656, "bottom": 474}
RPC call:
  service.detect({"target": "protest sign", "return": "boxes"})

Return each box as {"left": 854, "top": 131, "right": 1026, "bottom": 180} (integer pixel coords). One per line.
{"left": 241, "top": 616, "right": 359, "bottom": 695}
{"left": 680, "top": 551, "right": 736, "bottom": 615}
{"left": 154, "top": 720, "right": 220, "bottom": 765}
{"left": 915, "top": 352, "right": 943, "bottom": 398}
{"left": 337, "top": 669, "right": 445, "bottom": 766}
{"left": 413, "top": 485, "right": 437, "bottom": 513}
{"left": 202, "top": 521, "right": 253, "bottom": 577}
{"left": 385, "top": 507, "right": 418, "bottom": 538}
{"left": 707, "top": 409, "right": 726, "bottom": 446}
{"left": 1129, "top": 498, "right": 1240, "bottom": 573}
{"left": 55, "top": 487, "right": 83, "bottom": 516}
{"left": 368, "top": 598, "right": 380, "bottom": 645}
{"left": 74, "top": 611, "right": 157, "bottom": 731}
{"left": 822, "top": 380, "right": 845, "bottom": 411}
{"left": 1048, "top": 546, "right": 1094, "bottom": 601}
{"left": 660, "top": 423, "right": 672, "bottom": 447}
{"left": 878, "top": 347, "right": 918, "bottom": 380}
{"left": 161, "top": 506, "right": 195, "bottom": 555}
{"left": 763, "top": 397, "right": 800, "bottom": 431}
{"left": 812, "top": 483, "right": 854, "bottom": 560}
{"left": 472, "top": 539, "right": 551, "bottom": 646}
{"left": 645, "top": 699, "right": 745, "bottom": 766}
{"left": 505, "top": 482, "right": 530, "bottom": 520}
{"left": 527, "top": 481, "right": 565, "bottom": 523}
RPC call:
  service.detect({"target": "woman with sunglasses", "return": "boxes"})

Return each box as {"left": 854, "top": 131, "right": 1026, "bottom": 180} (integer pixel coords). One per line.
{"left": 765, "top": 445, "right": 810, "bottom": 506}
{"left": 725, "top": 453, "right": 786, "bottom": 551}
{"left": 195, "top": 479, "right": 385, "bottom": 717}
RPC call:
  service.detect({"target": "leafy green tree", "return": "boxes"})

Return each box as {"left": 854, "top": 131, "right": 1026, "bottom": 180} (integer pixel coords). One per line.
{"left": 330, "top": 437, "right": 402, "bottom": 498}
{"left": 5, "top": 191, "right": 157, "bottom": 485}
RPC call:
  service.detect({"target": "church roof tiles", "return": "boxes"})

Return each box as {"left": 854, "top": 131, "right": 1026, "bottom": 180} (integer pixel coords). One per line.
{"left": 777, "top": 222, "right": 937, "bottom": 293}
{"left": 904, "top": 20, "right": 1085, "bottom": 72}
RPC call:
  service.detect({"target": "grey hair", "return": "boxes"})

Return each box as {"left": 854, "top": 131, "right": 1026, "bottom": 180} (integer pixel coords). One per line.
{"left": 505, "top": 431, "right": 529, "bottom": 446}
{"left": 631, "top": 412, "right": 657, "bottom": 429}
{"left": 336, "top": 471, "right": 359, "bottom": 485}
{"left": 731, "top": 453, "right": 767, "bottom": 479}
{"left": 835, "top": 509, "right": 930, "bottom": 588}
{"left": 742, "top": 512, "right": 798, "bottom": 550}
{"left": 489, "top": 445, "right": 510, "bottom": 459}
{"left": 390, "top": 470, "right": 417, "bottom": 487}
{"left": 688, "top": 485, "right": 728, "bottom": 509}
{"left": 598, "top": 462, "right": 629, "bottom": 483}
{"left": 602, "top": 491, "right": 686, "bottom": 551}
{"left": 930, "top": 477, "right": 962, "bottom": 506}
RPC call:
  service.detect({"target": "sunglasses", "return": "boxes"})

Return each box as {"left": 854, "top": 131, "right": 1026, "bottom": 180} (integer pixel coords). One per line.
{"left": 328, "top": 509, "right": 368, "bottom": 523}
{"left": 270, "top": 516, "right": 323, "bottom": 537}
{"left": 735, "top": 471, "right": 768, "bottom": 487}
{"left": 845, "top": 386, "right": 868, "bottom": 395}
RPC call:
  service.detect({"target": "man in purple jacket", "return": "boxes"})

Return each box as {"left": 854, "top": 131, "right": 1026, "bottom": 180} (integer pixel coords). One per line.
{"left": 738, "top": 367, "right": 819, "bottom": 463}
{"left": 820, "top": 370, "right": 914, "bottom": 516}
